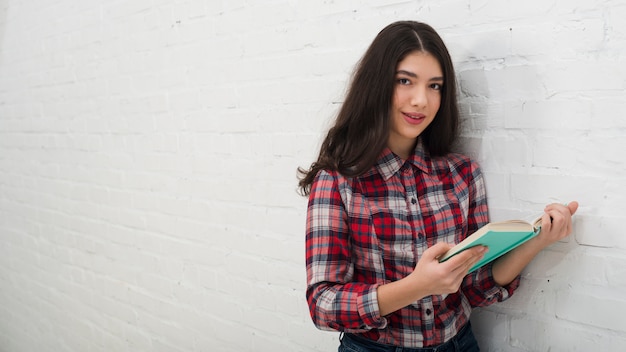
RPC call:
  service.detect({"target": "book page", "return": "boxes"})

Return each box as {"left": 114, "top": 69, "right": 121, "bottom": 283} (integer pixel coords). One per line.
{"left": 521, "top": 212, "right": 544, "bottom": 230}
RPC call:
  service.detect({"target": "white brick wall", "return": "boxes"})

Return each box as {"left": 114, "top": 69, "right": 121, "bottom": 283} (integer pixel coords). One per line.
{"left": 0, "top": 1, "right": 625, "bottom": 351}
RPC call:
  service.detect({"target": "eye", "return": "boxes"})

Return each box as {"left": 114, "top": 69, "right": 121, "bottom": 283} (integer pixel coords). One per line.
{"left": 430, "top": 83, "right": 443, "bottom": 90}
{"left": 397, "top": 78, "right": 411, "bottom": 85}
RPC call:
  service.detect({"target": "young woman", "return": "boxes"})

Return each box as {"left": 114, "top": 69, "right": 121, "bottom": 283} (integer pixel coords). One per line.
{"left": 298, "top": 21, "right": 577, "bottom": 351}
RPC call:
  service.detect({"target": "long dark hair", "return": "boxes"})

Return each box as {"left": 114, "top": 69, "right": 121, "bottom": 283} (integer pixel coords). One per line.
{"left": 298, "top": 21, "right": 459, "bottom": 196}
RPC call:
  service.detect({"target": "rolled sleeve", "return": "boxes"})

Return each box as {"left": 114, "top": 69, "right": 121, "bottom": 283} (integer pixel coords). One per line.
{"left": 462, "top": 263, "right": 520, "bottom": 307}
{"left": 357, "top": 283, "right": 388, "bottom": 331}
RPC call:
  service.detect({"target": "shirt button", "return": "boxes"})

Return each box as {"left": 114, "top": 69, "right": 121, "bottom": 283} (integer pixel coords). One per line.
{"left": 426, "top": 309, "right": 432, "bottom": 315}
{"left": 411, "top": 198, "right": 417, "bottom": 204}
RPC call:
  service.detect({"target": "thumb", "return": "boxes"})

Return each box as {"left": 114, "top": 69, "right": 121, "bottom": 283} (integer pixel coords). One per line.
{"left": 567, "top": 201, "right": 579, "bottom": 216}
{"left": 425, "top": 242, "right": 454, "bottom": 261}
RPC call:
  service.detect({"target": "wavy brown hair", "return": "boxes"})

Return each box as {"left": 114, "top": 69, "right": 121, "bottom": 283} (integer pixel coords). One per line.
{"left": 298, "top": 21, "right": 459, "bottom": 196}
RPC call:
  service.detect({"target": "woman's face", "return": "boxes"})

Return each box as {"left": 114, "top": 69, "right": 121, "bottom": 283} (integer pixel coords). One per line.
{"left": 388, "top": 50, "right": 443, "bottom": 158}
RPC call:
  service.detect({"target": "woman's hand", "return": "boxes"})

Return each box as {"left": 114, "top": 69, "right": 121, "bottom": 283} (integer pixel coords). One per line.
{"left": 376, "top": 242, "right": 486, "bottom": 316}
{"left": 492, "top": 200, "right": 579, "bottom": 286}
{"left": 409, "top": 242, "right": 486, "bottom": 296}
{"left": 535, "top": 201, "right": 579, "bottom": 248}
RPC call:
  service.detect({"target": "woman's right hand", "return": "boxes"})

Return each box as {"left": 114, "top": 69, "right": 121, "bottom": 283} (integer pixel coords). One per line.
{"left": 410, "top": 242, "right": 487, "bottom": 296}
{"left": 376, "top": 242, "right": 486, "bottom": 316}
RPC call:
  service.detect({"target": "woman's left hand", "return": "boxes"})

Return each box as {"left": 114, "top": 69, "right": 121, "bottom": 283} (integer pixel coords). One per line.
{"left": 536, "top": 201, "right": 579, "bottom": 247}
{"left": 492, "top": 201, "right": 579, "bottom": 286}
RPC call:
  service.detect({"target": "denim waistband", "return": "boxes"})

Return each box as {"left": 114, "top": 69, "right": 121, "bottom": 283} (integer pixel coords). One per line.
{"left": 341, "top": 323, "right": 473, "bottom": 352}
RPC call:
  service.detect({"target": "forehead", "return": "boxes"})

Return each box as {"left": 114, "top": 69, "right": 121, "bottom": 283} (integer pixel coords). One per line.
{"left": 396, "top": 51, "right": 443, "bottom": 76}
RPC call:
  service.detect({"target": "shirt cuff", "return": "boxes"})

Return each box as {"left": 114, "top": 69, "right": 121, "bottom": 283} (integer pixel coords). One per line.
{"left": 357, "top": 284, "right": 388, "bottom": 330}
{"left": 476, "top": 263, "right": 521, "bottom": 302}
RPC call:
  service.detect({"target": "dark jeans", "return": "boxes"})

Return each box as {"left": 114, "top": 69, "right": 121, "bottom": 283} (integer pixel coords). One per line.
{"left": 339, "top": 323, "right": 480, "bottom": 352}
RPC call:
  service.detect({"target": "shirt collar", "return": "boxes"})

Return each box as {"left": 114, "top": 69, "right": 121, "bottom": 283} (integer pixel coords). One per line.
{"left": 375, "top": 139, "right": 432, "bottom": 180}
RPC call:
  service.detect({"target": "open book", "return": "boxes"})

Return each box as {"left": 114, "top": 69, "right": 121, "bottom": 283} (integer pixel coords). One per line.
{"left": 438, "top": 213, "right": 544, "bottom": 273}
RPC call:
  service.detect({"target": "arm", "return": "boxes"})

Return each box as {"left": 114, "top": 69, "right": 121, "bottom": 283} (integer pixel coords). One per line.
{"left": 305, "top": 171, "right": 383, "bottom": 331}
{"left": 492, "top": 202, "right": 579, "bottom": 286}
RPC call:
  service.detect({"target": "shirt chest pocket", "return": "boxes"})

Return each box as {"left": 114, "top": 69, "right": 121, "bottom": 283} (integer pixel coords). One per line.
{"left": 420, "top": 188, "right": 466, "bottom": 245}
{"left": 368, "top": 203, "right": 416, "bottom": 281}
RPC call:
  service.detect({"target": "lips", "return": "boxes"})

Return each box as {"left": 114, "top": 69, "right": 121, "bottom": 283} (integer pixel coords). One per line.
{"left": 402, "top": 112, "right": 426, "bottom": 125}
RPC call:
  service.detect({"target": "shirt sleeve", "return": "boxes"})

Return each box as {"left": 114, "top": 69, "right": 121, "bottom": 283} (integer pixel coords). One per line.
{"left": 305, "top": 170, "right": 387, "bottom": 332}
{"left": 460, "top": 162, "right": 521, "bottom": 307}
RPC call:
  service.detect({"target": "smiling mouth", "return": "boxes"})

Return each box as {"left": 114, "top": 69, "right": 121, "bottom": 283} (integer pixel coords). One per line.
{"left": 403, "top": 112, "right": 425, "bottom": 120}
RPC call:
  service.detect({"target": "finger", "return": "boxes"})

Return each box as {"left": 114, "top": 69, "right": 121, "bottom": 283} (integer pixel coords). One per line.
{"left": 567, "top": 217, "right": 573, "bottom": 236}
{"left": 546, "top": 208, "right": 573, "bottom": 238}
{"left": 545, "top": 202, "right": 577, "bottom": 218}
{"left": 544, "top": 203, "right": 568, "bottom": 216}
{"left": 468, "top": 247, "right": 487, "bottom": 268}
{"left": 447, "top": 246, "right": 486, "bottom": 273}
{"left": 448, "top": 252, "right": 485, "bottom": 279}
{"left": 545, "top": 204, "right": 572, "bottom": 224}
{"left": 564, "top": 213, "right": 574, "bottom": 237}
{"left": 459, "top": 252, "right": 484, "bottom": 275}
{"left": 427, "top": 242, "right": 454, "bottom": 261}
{"left": 541, "top": 212, "right": 552, "bottom": 232}
{"left": 545, "top": 209, "right": 565, "bottom": 235}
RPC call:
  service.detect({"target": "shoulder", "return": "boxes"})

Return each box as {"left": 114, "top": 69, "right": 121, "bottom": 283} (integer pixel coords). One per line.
{"left": 311, "top": 169, "right": 349, "bottom": 187}
{"left": 309, "top": 169, "right": 357, "bottom": 200}
{"left": 310, "top": 169, "right": 339, "bottom": 196}
{"left": 308, "top": 169, "right": 366, "bottom": 216}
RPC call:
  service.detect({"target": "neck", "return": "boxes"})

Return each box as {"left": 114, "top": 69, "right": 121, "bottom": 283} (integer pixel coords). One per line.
{"left": 388, "top": 136, "right": 417, "bottom": 160}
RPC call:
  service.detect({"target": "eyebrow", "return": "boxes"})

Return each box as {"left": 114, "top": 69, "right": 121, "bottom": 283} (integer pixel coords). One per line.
{"left": 396, "top": 70, "right": 444, "bottom": 81}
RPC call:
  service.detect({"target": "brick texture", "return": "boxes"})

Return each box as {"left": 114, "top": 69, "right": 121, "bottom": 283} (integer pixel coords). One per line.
{"left": 0, "top": 1, "right": 625, "bottom": 351}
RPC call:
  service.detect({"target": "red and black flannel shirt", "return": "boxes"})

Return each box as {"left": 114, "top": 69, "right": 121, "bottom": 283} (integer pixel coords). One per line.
{"left": 305, "top": 141, "right": 520, "bottom": 347}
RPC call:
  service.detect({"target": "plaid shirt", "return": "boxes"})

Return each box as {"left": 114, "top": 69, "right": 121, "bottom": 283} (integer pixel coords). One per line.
{"left": 305, "top": 141, "right": 520, "bottom": 347}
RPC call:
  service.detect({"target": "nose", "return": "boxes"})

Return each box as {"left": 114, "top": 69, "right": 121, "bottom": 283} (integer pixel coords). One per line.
{"left": 410, "top": 86, "right": 427, "bottom": 108}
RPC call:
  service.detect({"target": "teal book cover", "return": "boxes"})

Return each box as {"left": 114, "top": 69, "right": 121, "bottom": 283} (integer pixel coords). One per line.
{"left": 439, "top": 216, "right": 543, "bottom": 273}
